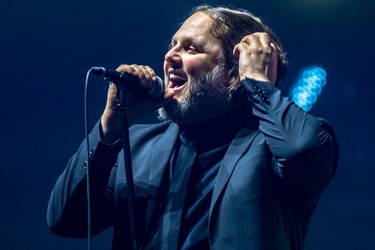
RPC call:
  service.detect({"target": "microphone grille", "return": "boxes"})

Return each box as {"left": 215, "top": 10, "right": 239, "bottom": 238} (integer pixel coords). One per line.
{"left": 147, "top": 76, "right": 164, "bottom": 98}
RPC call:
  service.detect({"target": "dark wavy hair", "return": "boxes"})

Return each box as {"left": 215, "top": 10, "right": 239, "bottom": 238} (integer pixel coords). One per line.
{"left": 191, "top": 5, "right": 289, "bottom": 84}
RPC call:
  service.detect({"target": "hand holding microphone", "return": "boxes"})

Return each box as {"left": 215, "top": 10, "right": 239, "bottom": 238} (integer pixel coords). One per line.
{"left": 95, "top": 64, "right": 174, "bottom": 143}
{"left": 91, "top": 66, "right": 165, "bottom": 98}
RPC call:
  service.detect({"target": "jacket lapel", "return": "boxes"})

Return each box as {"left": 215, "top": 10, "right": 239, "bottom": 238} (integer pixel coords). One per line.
{"left": 210, "top": 128, "right": 259, "bottom": 215}
{"left": 143, "top": 123, "right": 180, "bottom": 237}
{"left": 147, "top": 123, "right": 180, "bottom": 196}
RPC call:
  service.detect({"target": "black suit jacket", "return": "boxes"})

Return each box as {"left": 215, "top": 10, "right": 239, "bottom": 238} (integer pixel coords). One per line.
{"left": 47, "top": 79, "right": 339, "bottom": 249}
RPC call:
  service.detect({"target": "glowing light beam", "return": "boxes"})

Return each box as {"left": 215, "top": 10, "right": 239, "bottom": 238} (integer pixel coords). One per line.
{"left": 289, "top": 65, "right": 327, "bottom": 112}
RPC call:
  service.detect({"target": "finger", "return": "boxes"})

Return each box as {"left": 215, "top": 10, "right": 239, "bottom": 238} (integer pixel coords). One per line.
{"left": 126, "top": 64, "right": 153, "bottom": 90}
{"left": 268, "top": 42, "right": 278, "bottom": 67}
{"left": 257, "top": 32, "right": 271, "bottom": 45}
{"left": 139, "top": 65, "right": 157, "bottom": 90}
{"left": 116, "top": 64, "right": 148, "bottom": 80}
{"left": 241, "top": 35, "right": 262, "bottom": 52}
{"left": 251, "top": 34, "right": 275, "bottom": 63}
{"left": 270, "top": 42, "right": 276, "bottom": 53}
{"left": 232, "top": 44, "right": 241, "bottom": 59}
{"left": 116, "top": 64, "right": 135, "bottom": 75}
{"left": 113, "top": 64, "right": 146, "bottom": 92}
{"left": 129, "top": 64, "right": 144, "bottom": 77}
{"left": 144, "top": 65, "right": 156, "bottom": 81}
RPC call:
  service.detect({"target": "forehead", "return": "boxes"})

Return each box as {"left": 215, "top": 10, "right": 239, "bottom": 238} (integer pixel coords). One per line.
{"left": 172, "top": 12, "right": 215, "bottom": 41}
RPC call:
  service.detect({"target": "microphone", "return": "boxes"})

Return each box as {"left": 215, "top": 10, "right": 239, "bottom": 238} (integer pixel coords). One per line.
{"left": 91, "top": 67, "right": 164, "bottom": 98}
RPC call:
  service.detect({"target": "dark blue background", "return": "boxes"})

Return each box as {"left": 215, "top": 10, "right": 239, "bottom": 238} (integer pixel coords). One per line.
{"left": 1, "top": 0, "right": 374, "bottom": 249}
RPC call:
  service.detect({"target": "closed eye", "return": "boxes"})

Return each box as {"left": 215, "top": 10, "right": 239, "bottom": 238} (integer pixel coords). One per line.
{"left": 186, "top": 45, "right": 199, "bottom": 54}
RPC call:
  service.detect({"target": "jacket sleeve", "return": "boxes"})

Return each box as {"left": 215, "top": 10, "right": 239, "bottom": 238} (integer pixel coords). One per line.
{"left": 47, "top": 121, "right": 122, "bottom": 238}
{"left": 242, "top": 78, "right": 339, "bottom": 207}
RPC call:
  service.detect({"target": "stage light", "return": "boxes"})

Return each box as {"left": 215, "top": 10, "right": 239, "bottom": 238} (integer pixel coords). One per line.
{"left": 289, "top": 66, "right": 327, "bottom": 111}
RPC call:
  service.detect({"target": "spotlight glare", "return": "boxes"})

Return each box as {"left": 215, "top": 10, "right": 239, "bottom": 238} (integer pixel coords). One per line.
{"left": 289, "top": 65, "right": 327, "bottom": 111}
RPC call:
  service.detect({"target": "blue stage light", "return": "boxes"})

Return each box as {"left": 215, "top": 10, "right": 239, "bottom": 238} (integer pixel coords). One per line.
{"left": 289, "top": 66, "right": 327, "bottom": 111}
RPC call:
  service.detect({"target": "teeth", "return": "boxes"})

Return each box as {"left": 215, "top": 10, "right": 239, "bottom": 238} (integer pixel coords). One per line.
{"left": 169, "top": 73, "right": 186, "bottom": 82}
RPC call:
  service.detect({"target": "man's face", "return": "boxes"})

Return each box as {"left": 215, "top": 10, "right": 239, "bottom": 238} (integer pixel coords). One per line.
{"left": 160, "top": 12, "right": 236, "bottom": 126}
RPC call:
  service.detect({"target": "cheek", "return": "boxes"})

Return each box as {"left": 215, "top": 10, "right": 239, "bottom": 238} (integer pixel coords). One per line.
{"left": 184, "top": 56, "right": 219, "bottom": 77}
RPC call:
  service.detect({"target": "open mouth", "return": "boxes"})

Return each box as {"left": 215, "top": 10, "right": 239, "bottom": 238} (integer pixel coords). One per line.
{"left": 168, "top": 73, "right": 187, "bottom": 90}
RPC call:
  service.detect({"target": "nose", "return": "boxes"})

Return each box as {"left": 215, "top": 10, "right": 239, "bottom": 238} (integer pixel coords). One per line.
{"left": 164, "top": 47, "right": 182, "bottom": 66}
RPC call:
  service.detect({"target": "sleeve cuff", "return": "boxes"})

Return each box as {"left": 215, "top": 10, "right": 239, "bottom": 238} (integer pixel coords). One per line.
{"left": 241, "top": 78, "right": 277, "bottom": 100}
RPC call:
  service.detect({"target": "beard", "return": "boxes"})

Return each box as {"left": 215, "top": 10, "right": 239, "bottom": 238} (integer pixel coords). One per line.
{"left": 158, "top": 63, "right": 241, "bottom": 127}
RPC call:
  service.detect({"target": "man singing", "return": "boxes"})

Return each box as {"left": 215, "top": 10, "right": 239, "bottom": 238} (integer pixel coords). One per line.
{"left": 47, "top": 5, "right": 339, "bottom": 249}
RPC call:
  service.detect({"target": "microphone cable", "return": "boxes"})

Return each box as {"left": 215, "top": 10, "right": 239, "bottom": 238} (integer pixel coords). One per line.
{"left": 84, "top": 68, "right": 95, "bottom": 250}
{"left": 83, "top": 67, "right": 141, "bottom": 250}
